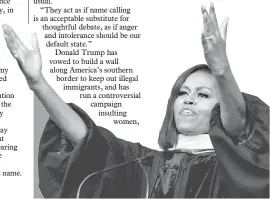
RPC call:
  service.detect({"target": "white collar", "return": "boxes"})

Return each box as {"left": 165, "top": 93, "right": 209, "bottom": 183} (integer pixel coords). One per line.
{"left": 174, "top": 134, "right": 214, "bottom": 151}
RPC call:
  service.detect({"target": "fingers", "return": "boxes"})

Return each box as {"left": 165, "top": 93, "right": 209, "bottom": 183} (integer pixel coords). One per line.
{"left": 201, "top": 5, "right": 207, "bottom": 15}
{"left": 208, "top": 2, "right": 220, "bottom": 36}
{"left": 31, "top": 33, "right": 40, "bottom": 54}
{"left": 201, "top": 32, "right": 207, "bottom": 46}
{"left": 202, "top": 3, "right": 223, "bottom": 38}
{"left": 2, "top": 24, "right": 25, "bottom": 47}
{"left": 201, "top": 32, "right": 213, "bottom": 51}
{"left": 2, "top": 24, "right": 27, "bottom": 56}
{"left": 220, "top": 18, "right": 229, "bottom": 41}
{"left": 201, "top": 6, "right": 213, "bottom": 37}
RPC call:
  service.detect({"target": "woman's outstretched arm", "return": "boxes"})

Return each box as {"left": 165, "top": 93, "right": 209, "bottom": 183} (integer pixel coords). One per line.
{"left": 201, "top": 3, "right": 246, "bottom": 136}
{"left": 2, "top": 24, "right": 87, "bottom": 145}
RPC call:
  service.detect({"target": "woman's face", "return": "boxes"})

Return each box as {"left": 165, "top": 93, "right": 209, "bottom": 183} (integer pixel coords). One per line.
{"left": 174, "top": 70, "right": 219, "bottom": 135}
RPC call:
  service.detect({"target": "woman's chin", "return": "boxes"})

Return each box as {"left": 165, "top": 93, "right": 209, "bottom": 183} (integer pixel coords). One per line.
{"left": 177, "top": 126, "right": 207, "bottom": 135}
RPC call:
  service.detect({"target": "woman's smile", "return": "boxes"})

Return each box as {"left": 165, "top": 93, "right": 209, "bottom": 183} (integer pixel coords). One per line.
{"left": 179, "top": 108, "right": 197, "bottom": 116}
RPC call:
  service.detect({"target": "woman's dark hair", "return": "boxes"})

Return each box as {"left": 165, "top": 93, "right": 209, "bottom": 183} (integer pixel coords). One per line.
{"left": 158, "top": 64, "right": 212, "bottom": 150}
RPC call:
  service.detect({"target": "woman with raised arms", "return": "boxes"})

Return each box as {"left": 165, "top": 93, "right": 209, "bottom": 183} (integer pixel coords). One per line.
{"left": 2, "top": 3, "right": 269, "bottom": 198}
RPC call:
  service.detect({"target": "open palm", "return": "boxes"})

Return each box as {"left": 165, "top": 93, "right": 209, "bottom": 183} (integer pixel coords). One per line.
{"left": 2, "top": 24, "right": 42, "bottom": 86}
{"left": 201, "top": 3, "right": 229, "bottom": 75}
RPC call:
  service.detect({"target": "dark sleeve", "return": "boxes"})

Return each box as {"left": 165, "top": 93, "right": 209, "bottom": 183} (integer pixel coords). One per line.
{"left": 209, "top": 93, "right": 269, "bottom": 198}
{"left": 38, "top": 103, "right": 152, "bottom": 198}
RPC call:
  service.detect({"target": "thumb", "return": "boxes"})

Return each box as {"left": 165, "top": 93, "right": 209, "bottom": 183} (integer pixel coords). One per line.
{"left": 220, "top": 18, "right": 229, "bottom": 41}
{"left": 31, "top": 33, "right": 40, "bottom": 54}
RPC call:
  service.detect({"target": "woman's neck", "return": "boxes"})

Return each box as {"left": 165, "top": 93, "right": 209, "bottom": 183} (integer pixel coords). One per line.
{"left": 174, "top": 133, "right": 214, "bottom": 150}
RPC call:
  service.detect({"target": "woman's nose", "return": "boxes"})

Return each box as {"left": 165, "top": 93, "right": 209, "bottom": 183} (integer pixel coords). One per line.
{"left": 184, "top": 100, "right": 194, "bottom": 105}
{"left": 184, "top": 96, "right": 195, "bottom": 105}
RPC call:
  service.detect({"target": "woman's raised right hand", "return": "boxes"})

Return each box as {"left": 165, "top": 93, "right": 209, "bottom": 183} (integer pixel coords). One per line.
{"left": 2, "top": 24, "right": 42, "bottom": 89}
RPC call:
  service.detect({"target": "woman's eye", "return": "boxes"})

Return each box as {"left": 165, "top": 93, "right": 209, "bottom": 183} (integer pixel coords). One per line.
{"left": 198, "top": 93, "right": 209, "bottom": 98}
{"left": 179, "top": 91, "right": 187, "bottom": 96}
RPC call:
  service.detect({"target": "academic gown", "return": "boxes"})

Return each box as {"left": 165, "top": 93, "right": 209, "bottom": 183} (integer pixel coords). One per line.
{"left": 38, "top": 93, "right": 269, "bottom": 198}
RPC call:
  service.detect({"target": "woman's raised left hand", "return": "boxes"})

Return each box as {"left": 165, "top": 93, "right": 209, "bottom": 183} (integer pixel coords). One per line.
{"left": 201, "top": 3, "right": 229, "bottom": 76}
